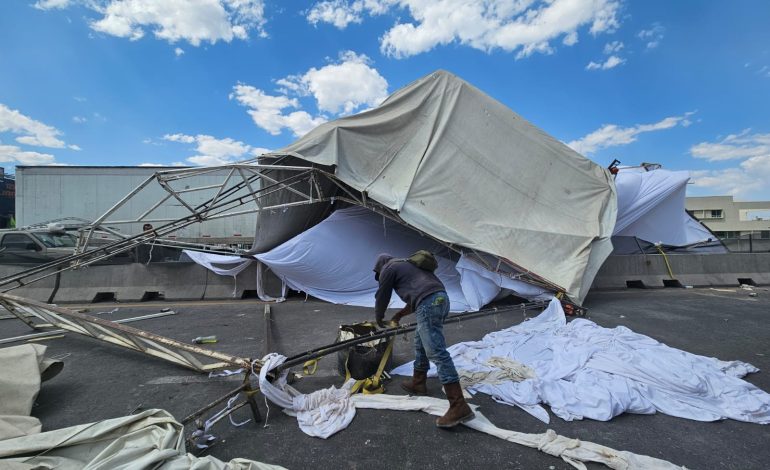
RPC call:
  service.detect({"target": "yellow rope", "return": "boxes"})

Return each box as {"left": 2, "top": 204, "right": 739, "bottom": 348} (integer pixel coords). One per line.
{"left": 655, "top": 245, "right": 676, "bottom": 279}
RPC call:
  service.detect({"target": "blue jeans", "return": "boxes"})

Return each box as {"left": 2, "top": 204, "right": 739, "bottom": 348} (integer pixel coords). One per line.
{"left": 413, "top": 291, "right": 459, "bottom": 385}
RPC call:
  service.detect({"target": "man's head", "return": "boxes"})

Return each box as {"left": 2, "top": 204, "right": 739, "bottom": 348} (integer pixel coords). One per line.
{"left": 373, "top": 253, "right": 394, "bottom": 281}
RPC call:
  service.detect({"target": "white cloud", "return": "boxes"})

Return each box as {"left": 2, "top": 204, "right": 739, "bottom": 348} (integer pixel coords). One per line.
{"left": 0, "top": 143, "right": 56, "bottom": 165}
{"left": 73, "top": 116, "right": 87, "bottom": 124}
{"left": 374, "top": 0, "right": 620, "bottom": 59}
{"left": 230, "top": 85, "right": 325, "bottom": 136}
{"left": 586, "top": 40, "right": 625, "bottom": 70}
{"left": 251, "top": 147, "right": 271, "bottom": 156}
{"left": 306, "top": 0, "right": 391, "bottom": 28}
{"left": 138, "top": 162, "right": 166, "bottom": 166}
{"left": 163, "top": 133, "right": 268, "bottom": 166}
{"left": 690, "top": 130, "right": 770, "bottom": 162}
{"left": 307, "top": 0, "right": 364, "bottom": 29}
{"left": 567, "top": 112, "right": 695, "bottom": 155}
{"left": 586, "top": 55, "right": 624, "bottom": 70}
{"left": 68, "top": 144, "right": 82, "bottom": 151}
{"left": 0, "top": 103, "right": 70, "bottom": 148}
{"left": 174, "top": 47, "right": 185, "bottom": 56}
{"left": 163, "top": 133, "right": 195, "bottom": 144}
{"left": 562, "top": 31, "right": 578, "bottom": 46}
{"left": 231, "top": 51, "right": 387, "bottom": 136}
{"left": 689, "top": 155, "right": 770, "bottom": 199}
{"left": 278, "top": 51, "right": 388, "bottom": 114}
{"left": 33, "top": 0, "right": 72, "bottom": 9}
{"left": 47, "top": 0, "right": 266, "bottom": 46}
{"left": 638, "top": 22, "right": 664, "bottom": 49}
{"left": 603, "top": 40, "right": 623, "bottom": 54}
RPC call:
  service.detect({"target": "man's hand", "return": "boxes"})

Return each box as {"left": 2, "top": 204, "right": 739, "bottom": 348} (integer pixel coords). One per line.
{"left": 391, "top": 306, "right": 411, "bottom": 325}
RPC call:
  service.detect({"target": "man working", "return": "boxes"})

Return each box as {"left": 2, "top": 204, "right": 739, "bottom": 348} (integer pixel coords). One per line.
{"left": 373, "top": 253, "right": 475, "bottom": 428}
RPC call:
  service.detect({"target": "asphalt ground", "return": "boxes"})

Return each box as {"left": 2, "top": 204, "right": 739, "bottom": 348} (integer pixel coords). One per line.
{"left": 2, "top": 287, "right": 769, "bottom": 469}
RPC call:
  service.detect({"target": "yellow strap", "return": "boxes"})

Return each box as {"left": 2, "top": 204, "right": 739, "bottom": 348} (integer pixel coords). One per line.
{"left": 656, "top": 245, "right": 676, "bottom": 279}
{"left": 303, "top": 359, "right": 318, "bottom": 376}
{"left": 344, "top": 337, "right": 394, "bottom": 395}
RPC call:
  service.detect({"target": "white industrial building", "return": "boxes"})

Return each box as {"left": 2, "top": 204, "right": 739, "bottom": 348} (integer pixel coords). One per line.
{"left": 686, "top": 195, "right": 770, "bottom": 252}
{"left": 15, "top": 166, "right": 257, "bottom": 246}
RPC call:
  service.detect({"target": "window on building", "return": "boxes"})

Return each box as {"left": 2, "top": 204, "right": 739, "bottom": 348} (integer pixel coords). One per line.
{"left": 760, "top": 231, "right": 770, "bottom": 239}
{"left": 704, "top": 209, "right": 723, "bottom": 219}
{"left": 716, "top": 231, "right": 740, "bottom": 239}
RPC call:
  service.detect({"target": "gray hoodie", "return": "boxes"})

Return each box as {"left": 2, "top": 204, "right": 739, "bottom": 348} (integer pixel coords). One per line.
{"left": 373, "top": 253, "right": 445, "bottom": 320}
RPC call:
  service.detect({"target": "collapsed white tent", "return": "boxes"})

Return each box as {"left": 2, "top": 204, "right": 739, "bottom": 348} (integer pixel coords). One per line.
{"left": 612, "top": 168, "right": 726, "bottom": 254}
{"left": 253, "top": 206, "right": 552, "bottom": 311}
{"left": 258, "top": 70, "right": 617, "bottom": 304}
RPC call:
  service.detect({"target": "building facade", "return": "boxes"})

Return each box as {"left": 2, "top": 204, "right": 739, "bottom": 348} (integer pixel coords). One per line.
{"left": 0, "top": 168, "right": 15, "bottom": 228}
{"left": 15, "top": 166, "right": 257, "bottom": 247}
{"left": 685, "top": 196, "right": 770, "bottom": 252}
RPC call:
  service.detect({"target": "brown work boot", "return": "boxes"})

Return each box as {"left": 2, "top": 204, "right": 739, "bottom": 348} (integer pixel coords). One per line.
{"left": 436, "top": 382, "right": 475, "bottom": 428}
{"left": 401, "top": 369, "right": 428, "bottom": 396}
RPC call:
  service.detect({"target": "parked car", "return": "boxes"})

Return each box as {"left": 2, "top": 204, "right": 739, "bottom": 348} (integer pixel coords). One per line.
{"left": 0, "top": 224, "right": 130, "bottom": 264}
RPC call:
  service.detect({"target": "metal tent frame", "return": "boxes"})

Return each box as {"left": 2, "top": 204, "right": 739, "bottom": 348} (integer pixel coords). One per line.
{"left": 0, "top": 158, "right": 564, "bottom": 295}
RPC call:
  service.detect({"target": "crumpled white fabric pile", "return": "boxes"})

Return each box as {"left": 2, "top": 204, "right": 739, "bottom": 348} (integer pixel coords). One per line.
{"left": 392, "top": 298, "right": 770, "bottom": 424}
{"left": 259, "top": 354, "right": 357, "bottom": 439}
{"left": 257, "top": 354, "right": 684, "bottom": 469}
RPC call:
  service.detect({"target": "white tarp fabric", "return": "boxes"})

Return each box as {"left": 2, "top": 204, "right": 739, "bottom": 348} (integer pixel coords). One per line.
{"left": 0, "top": 344, "right": 284, "bottom": 470}
{"left": 271, "top": 70, "right": 617, "bottom": 304}
{"left": 0, "top": 344, "right": 62, "bottom": 441}
{"left": 0, "top": 409, "right": 285, "bottom": 470}
{"left": 183, "top": 250, "right": 254, "bottom": 277}
{"left": 182, "top": 251, "right": 288, "bottom": 302}
{"left": 259, "top": 353, "right": 357, "bottom": 439}
{"left": 249, "top": 206, "right": 552, "bottom": 311}
{"left": 258, "top": 354, "right": 683, "bottom": 469}
{"left": 613, "top": 168, "right": 722, "bottom": 250}
{"left": 352, "top": 395, "right": 685, "bottom": 470}
{"left": 392, "top": 298, "right": 770, "bottom": 424}
{"left": 183, "top": 250, "right": 253, "bottom": 297}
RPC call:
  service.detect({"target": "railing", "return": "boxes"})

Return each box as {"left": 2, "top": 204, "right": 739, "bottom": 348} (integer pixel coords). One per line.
{"left": 721, "top": 231, "right": 770, "bottom": 253}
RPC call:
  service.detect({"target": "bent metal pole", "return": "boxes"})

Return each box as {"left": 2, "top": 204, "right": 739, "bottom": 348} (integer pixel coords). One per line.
{"left": 273, "top": 299, "right": 551, "bottom": 374}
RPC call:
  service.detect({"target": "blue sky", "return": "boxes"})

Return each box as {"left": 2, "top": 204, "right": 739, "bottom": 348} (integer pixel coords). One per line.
{"left": 1, "top": 0, "right": 769, "bottom": 199}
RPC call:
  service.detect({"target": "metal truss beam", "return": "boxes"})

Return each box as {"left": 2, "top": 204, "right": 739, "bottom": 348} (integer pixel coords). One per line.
{"left": 0, "top": 292, "right": 256, "bottom": 373}
{"left": 0, "top": 158, "right": 565, "bottom": 298}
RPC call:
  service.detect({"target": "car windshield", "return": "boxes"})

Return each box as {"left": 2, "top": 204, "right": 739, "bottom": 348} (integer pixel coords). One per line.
{"left": 32, "top": 232, "right": 77, "bottom": 248}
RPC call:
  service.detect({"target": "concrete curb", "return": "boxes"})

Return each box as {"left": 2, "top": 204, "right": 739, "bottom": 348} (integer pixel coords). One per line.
{"left": 0, "top": 261, "right": 259, "bottom": 303}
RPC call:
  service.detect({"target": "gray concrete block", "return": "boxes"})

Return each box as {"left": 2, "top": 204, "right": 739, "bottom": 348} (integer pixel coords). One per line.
{"left": 593, "top": 253, "right": 770, "bottom": 290}
{"left": 201, "top": 263, "right": 258, "bottom": 300}
{"left": 52, "top": 262, "right": 210, "bottom": 303}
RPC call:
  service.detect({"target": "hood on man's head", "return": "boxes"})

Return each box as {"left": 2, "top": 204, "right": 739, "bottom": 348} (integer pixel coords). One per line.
{"left": 373, "top": 253, "right": 394, "bottom": 281}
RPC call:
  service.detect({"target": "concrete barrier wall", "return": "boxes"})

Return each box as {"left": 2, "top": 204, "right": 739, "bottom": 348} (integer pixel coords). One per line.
{"left": 1, "top": 252, "right": 767, "bottom": 304}
{"left": 0, "top": 261, "right": 259, "bottom": 304}
{"left": 592, "top": 253, "right": 770, "bottom": 290}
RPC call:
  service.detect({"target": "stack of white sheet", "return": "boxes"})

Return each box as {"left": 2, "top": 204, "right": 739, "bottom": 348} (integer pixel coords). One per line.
{"left": 393, "top": 298, "right": 770, "bottom": 424}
